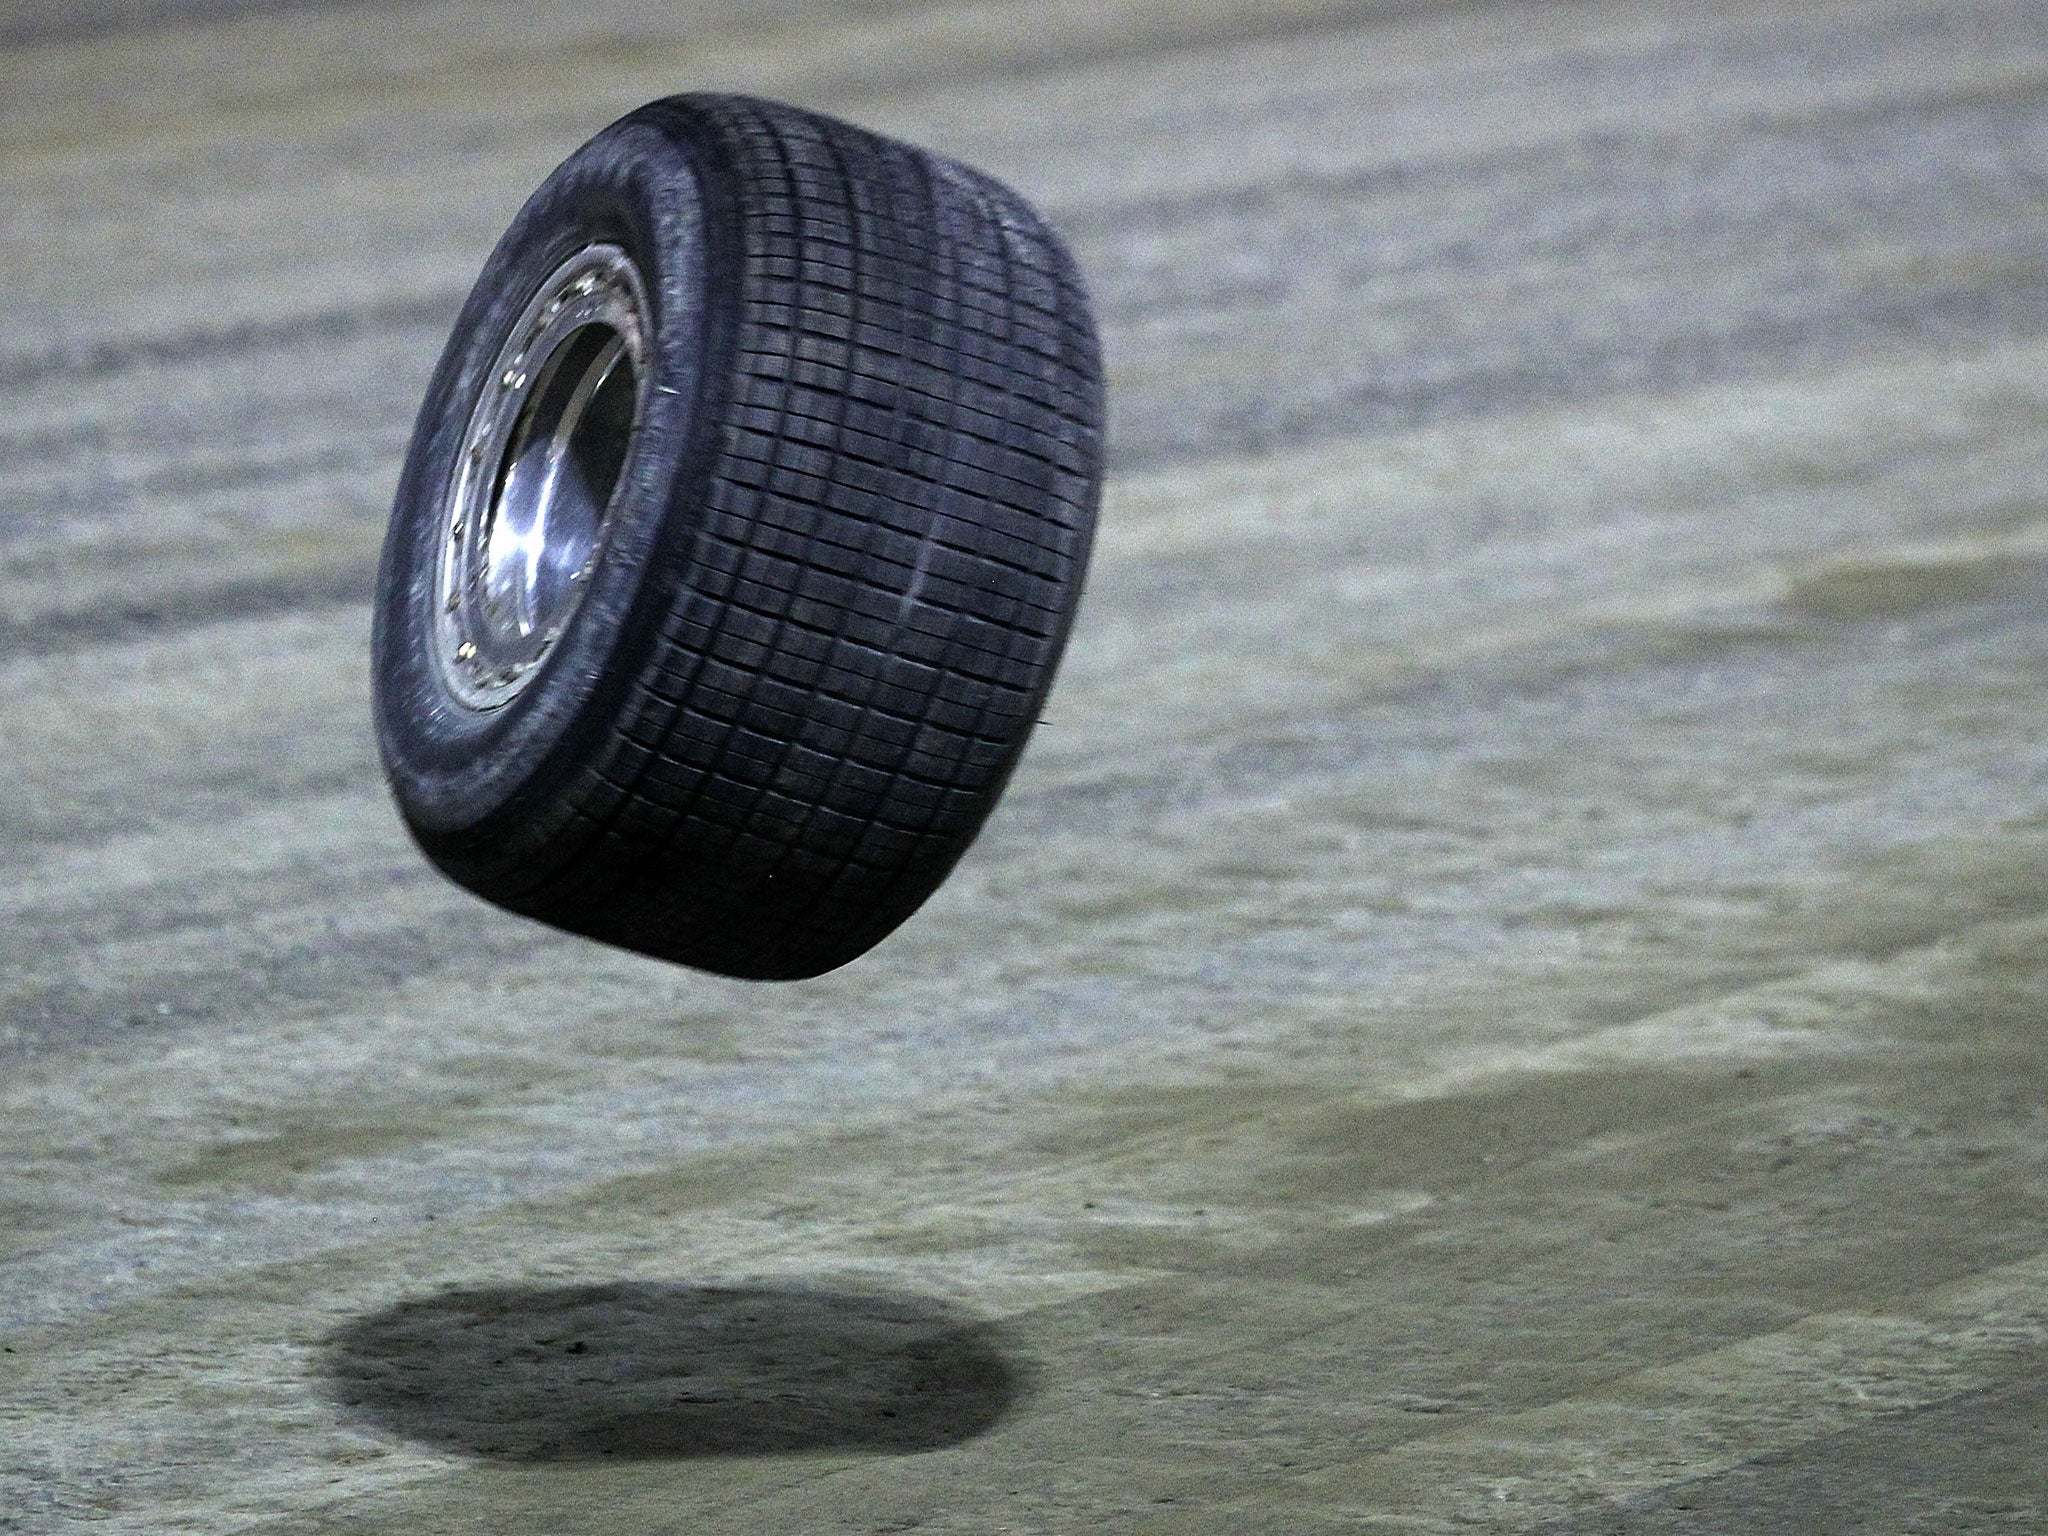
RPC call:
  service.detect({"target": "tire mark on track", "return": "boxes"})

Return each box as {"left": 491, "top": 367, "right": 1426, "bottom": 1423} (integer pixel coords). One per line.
{"left": 0, "top": 566, "right": 378, "bottom": 661}
{"left": 0, "top": 288, "right": 462, "bottom": 395}
{"left": 0, "top": 0, "right": 411, "bottom": 50}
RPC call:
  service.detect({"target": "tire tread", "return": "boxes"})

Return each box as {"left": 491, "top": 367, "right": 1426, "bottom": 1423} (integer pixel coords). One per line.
{"left": 491, "top": 95, "right": 1101, "bottom": 978}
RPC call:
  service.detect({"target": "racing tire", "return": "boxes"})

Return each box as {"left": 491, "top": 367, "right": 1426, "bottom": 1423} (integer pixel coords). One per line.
{"left": 372, "top": 94, "right": 1103, "bottom": 981}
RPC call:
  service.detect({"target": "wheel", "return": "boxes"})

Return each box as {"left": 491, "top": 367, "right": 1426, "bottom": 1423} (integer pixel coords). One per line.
{"left": 372, "top": 94, "right": 1103, "bottom": 981}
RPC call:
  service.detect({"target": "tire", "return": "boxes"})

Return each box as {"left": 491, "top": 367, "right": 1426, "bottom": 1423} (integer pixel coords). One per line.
{"left": 372, "top": 94, "right": 1103, "bottom": 981}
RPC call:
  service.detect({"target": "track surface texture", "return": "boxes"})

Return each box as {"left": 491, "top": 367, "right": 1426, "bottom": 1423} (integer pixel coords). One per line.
{"left": 3, "top": 1, "right": 2048, "bottom": 1532}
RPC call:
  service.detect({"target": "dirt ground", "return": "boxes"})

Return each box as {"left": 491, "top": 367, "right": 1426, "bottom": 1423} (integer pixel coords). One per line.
{"left": 4, "top": 0, "right": 2048, "bottom": 1530}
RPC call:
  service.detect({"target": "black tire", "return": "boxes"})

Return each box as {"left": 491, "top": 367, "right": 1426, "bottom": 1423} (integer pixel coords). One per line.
{"left": 372, "top": 94, "right": 1103, "bottom": 981}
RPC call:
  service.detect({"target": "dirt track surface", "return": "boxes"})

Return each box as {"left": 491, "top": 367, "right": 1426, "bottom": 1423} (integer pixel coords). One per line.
{"left": 4, "top": 1, "right": 2048, "bottom": 1530}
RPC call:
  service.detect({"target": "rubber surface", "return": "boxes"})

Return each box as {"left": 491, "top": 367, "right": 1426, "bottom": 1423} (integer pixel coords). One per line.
{"left": 373, "top": 94, "right": 1105, "bottom": 980}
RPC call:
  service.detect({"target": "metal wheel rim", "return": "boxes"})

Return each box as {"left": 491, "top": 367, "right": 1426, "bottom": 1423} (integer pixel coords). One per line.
{"left": 435, "top": 243, "right": 650, "bottom": 710}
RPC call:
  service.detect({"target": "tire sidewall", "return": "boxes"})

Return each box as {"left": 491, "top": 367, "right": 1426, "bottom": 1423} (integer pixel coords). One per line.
{"left": 373, "top": 115, "right": 724, "bottom": 846}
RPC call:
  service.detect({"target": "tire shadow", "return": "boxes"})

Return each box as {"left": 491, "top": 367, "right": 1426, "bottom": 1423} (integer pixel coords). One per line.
{"left": 322, "top": 1281, "right": 1026, "bottom": 1460}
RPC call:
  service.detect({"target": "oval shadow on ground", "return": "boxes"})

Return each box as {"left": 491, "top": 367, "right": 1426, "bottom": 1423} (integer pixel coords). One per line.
{"left": 323, "top": 1281, "right": 1026, "bottom": 1461}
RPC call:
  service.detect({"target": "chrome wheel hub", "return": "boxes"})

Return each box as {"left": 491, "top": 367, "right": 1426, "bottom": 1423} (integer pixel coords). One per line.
{"left": 436, "top": 244, "right": 649, "bottom": 709}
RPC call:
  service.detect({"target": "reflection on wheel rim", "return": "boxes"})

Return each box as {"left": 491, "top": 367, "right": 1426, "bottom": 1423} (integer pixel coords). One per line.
{"left": 435, "top": 243, "right": 650, "bottom": 709}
